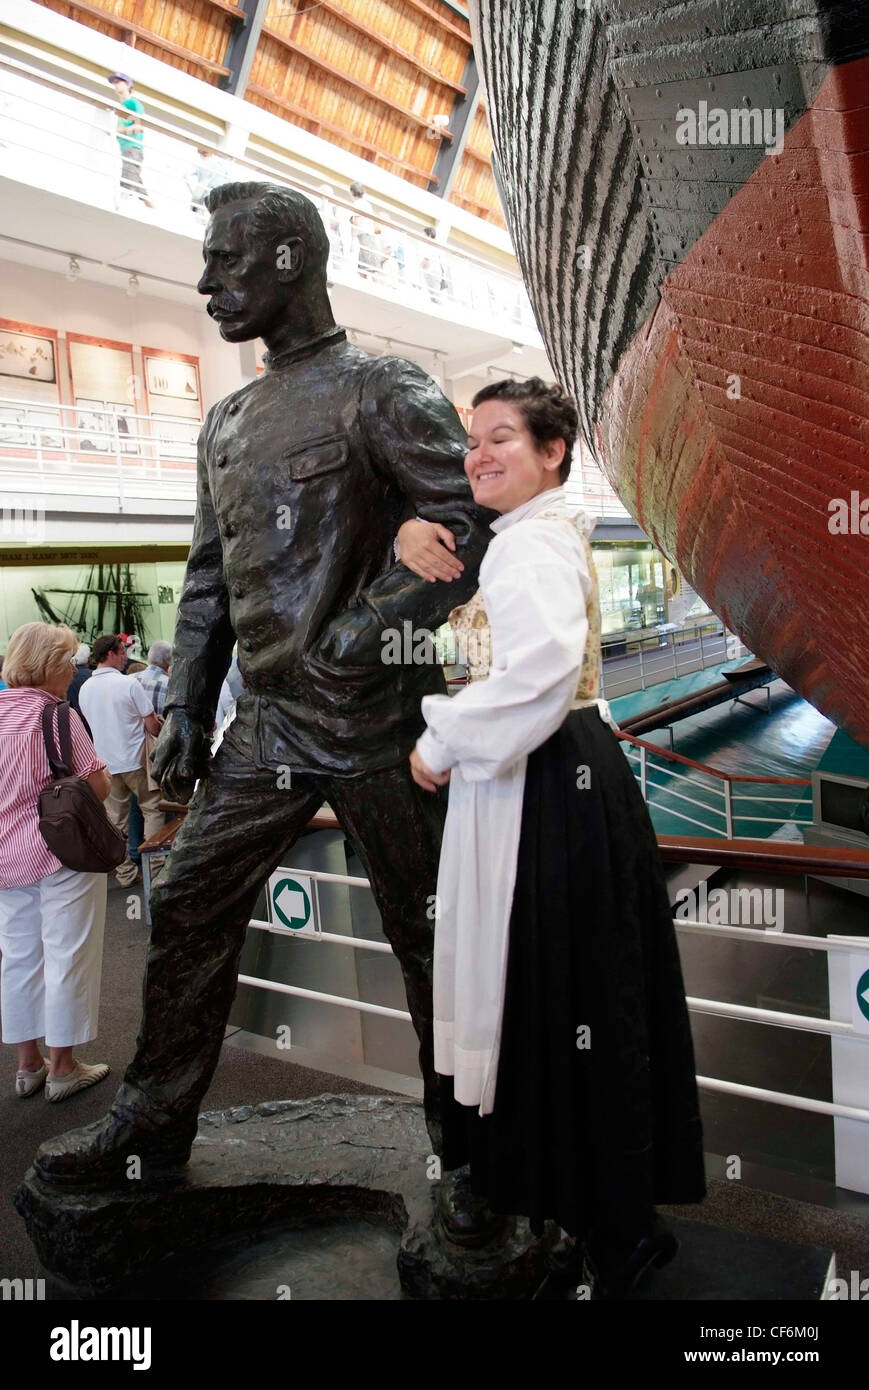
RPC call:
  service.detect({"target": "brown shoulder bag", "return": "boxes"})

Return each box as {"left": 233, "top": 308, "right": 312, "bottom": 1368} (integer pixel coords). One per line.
{"left": 38, "top": 701, "right": 126, "bottom": 873}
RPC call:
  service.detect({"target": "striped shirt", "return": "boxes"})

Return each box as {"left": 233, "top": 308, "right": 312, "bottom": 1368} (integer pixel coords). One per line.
{"left": 0, "top": 687, "right": 105, "bottom": 889}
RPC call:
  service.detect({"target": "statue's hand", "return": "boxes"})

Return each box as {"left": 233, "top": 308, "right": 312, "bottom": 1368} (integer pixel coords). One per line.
{"left": 150, "top": 709, "right": 209, "bottom": 804}
{"left": 313, "top": 605, "right": 383, "bottom": 668}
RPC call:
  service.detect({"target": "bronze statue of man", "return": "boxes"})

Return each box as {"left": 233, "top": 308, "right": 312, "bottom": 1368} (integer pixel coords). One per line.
{"left": 34, "top": 182, "right": 492, "bottom": 1188}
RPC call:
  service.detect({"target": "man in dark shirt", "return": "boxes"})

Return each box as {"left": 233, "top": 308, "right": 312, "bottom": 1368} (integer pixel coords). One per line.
{"left": 35, "top": 182, "right": 493, "bottom": 1195}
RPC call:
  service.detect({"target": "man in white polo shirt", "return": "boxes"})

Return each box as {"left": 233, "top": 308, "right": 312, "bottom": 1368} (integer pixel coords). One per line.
{"left": 79, "top": 634, "right": 163, "bottom": 887}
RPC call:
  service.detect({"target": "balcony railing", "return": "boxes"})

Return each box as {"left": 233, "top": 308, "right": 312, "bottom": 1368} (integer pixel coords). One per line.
{"left": 0, "top": 55, "right": 540, "bottom": 338}
{"left": 0, "top": 397, "right": 197, "bottom": 509}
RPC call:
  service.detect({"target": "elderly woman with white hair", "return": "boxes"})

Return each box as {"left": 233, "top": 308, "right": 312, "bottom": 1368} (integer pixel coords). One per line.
{"left": 0, "top": 622, "right": 112, "bottom": 1101}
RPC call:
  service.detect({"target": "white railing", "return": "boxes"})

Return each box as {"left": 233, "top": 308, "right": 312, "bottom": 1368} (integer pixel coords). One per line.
{"left": 619, "top": 733, "right": 813, "bottom": 839}
{"left": 600, "top": 622, "right": 746, "bottom": 699}
{"left": 229, "top": 859, "right": 869, "bottom": 1127}
{"left": 0, "top": 395, "right": 198, "bottom": 503}
{"left": 0, "top": 56, "right": 539, "bottom": 338}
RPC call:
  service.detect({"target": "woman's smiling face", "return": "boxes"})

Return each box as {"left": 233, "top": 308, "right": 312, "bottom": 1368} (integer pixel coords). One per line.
{"left": 464, "top": 399, "right": 564, "bottom": 514}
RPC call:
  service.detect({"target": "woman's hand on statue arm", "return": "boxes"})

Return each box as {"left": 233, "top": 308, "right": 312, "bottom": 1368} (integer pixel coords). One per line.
{"left": 409, "top": 746, "right": 451, "bottom": 792}
{"left": 397, "top": 519, "right": 464, "bottom": 583}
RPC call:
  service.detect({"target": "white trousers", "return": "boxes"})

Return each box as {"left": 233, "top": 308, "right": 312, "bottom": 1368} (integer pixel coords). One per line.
{"left": 0, "top": 866, "right": 107, "bottom": 1046}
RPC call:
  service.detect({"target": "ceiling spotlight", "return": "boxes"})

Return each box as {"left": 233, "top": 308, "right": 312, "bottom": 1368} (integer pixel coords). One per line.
{"left": 384, "top": 339, "right": 393, "bottom": 352}
{"left": 511, "top": 342, "right": 523, "bottom": 355}
{"left": 126, "top": 274, "right": 140, "bottom": 298}
{"left": 66, "top": 256, "right": 81, "bottom": 282}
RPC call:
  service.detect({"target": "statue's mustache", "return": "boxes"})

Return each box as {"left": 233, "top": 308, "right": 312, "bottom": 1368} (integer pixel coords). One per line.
{"left": 208, "top": 297, "right": 240, "bottom": 316}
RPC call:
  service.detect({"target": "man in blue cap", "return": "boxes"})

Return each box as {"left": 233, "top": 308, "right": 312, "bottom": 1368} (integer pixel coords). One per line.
{"left": 108, "top": 73, "right": 153, "bottom": 208}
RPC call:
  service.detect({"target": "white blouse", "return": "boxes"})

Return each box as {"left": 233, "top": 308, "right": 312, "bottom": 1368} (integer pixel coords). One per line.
{"left": 415, "top": 485, "right": 608, "bottom": 1114}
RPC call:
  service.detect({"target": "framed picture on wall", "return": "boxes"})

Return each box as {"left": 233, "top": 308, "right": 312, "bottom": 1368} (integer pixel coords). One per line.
{"left": 111, "top": 402, "right": 140, "bottom": 455}
{"left": 75, "top": 397, "right": 110, "bottom": 452}
{"left": 143, "top": 349, "right": 202, "bottom": 422}
{"left": 0, "top": 328, "right": 56, "bottom": 383}
{"left": 0, "top": 320, "right": 62, "bottom": 411}
{"left": 68, "top": 335, "right": 136, "bottom": 423}
{"left": 0, "top": 403, "right": 63, "bottom": 448}
{"left": 151, "top": 413, "right": 199, "bottom": 461}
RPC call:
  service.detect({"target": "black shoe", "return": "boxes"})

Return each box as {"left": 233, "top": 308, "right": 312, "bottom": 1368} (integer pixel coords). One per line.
{"left": 585, "top": 1213, "right": 678, "bottom": 1300}
{"left": 436, "top": 1166, "right": 510, "bottom": 1249}
{"left": 33, "top": 1103, "right": 196, "bottom": 1189}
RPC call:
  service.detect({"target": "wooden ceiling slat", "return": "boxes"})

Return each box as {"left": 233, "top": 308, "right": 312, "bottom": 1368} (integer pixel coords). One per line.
{"left": 398, "top": 0, "right": 470, "bottom": 45}
{"left": 57, "top": 0, "right": 231, "bottom": 76}
{"left": 259, "top": 23, "right": 453, "bottom": 140}
{"left": 291, "top": 0, "right": 467, "bottom": 95}
{"left": 246, "top": 80, "right": 439, "bottom": 185}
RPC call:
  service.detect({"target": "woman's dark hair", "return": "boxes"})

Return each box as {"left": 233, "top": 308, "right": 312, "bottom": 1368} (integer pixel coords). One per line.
{"left": 470, "top": 377, "right": 578, "bottom": 484}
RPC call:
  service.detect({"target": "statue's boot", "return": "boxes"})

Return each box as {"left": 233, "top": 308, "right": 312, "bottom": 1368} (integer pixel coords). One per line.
{"left": 436, "top": 1165, "right": 510, "bottom": 1248}
{"left": 33, "top": 1081, "right": 199, "bottom": 1187}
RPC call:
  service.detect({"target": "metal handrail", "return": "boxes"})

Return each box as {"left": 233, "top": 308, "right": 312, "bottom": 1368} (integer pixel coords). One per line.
{"left": 237, "top": 861, "right": 869, "bottom": 1126}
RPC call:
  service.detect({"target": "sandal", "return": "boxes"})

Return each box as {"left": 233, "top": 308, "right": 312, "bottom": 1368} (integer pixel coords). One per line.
{"left": 15, "top": 1058, "right": 49, "bottom": 1098}
{"left": 45, "top": 1060, "right": 110, "bottom": 1103}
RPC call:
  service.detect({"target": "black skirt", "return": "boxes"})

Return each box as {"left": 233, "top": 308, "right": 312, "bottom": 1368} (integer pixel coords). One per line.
{"left": 439, "top": 706, "right": 706, "bottom": 1239}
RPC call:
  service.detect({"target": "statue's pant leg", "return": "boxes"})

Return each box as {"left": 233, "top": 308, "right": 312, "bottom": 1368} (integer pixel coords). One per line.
{"left": 117, "top": 750, "right": 322, "bottom": 1127}
{"left": 326, "top": 762, "right": 445, "bottom": 1155}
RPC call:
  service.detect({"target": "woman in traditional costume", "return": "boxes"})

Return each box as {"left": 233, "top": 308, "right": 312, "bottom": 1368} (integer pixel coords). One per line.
{"left": 402, "top": 378, "right": 705, "bottom": 1298}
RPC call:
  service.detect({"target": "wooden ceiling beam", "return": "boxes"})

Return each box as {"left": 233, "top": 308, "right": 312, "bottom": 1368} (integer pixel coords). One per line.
{"left": 61, "top": 0, "right": 231, "bottom": 76}
{"left": 260, "top": 24, "right": 453, "bottom": 140}
{"left": 200, "top": 0, "right": 246, "bottom": 17}
{"left": 398, "top": 0, "right": 471, "bottom": 45}
{"left": 246, "top": 82, "right": 439, "bottom": 185}
{"left": 298, "top": 0, "right": 467, "bottom": 95}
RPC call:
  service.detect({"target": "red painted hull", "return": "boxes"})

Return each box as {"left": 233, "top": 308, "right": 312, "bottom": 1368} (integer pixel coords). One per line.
{"left": 595, "top": 58, "right": 869, "bottom": 746}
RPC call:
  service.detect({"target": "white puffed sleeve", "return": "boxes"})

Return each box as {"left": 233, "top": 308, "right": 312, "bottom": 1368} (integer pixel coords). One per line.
{"left": 416, "top": 520, "right": 590, "bottom": 781}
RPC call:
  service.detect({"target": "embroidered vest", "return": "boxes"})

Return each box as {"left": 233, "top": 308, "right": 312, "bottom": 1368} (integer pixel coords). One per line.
{"left": 447, "top": 510, "right": 602, "bottom": 700}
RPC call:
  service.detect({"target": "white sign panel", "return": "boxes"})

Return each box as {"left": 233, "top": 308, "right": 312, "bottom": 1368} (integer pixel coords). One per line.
{"left": 267, "top": 870, "right": 318, "bottom": 938}
{"left": 850, "top": 954, "right": 869, "bottom": 1035}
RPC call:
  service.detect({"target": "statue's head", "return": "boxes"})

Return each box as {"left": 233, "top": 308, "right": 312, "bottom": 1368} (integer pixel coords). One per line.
{"left": 197, "top": 182, "right": 330, "bottom": 343}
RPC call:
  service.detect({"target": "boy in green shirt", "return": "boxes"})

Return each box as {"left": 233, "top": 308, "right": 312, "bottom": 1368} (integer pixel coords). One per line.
{"left": 108, "top": 73, "right": 153, "bottom": 208}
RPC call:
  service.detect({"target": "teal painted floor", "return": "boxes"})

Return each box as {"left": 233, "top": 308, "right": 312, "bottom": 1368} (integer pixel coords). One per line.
{"left": 611, "top": 676, "right": 839, "bottom": 839}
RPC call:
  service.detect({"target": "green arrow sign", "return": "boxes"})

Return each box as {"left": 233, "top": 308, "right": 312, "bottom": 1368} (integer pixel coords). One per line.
{"left": 857, "top": 967, "right": 869, "bottom": 1025}
{"left": 272, "top": 877, "right": 312, "bottom": 931}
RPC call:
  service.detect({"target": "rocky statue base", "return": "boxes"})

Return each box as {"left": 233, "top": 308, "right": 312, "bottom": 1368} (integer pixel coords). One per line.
{"left": 15, "top": 1094, "right": 558, "bottom": 1300}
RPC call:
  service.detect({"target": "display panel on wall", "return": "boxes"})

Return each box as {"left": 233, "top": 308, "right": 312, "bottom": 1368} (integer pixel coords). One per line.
{"left": 0, "top": 319, "right": 62, "bottom": 447}
{"left": 67, "top": 334, "right": 138, "bottom": 456}
{"left": 143, "top": 349, "right": 201, "bottom": 421}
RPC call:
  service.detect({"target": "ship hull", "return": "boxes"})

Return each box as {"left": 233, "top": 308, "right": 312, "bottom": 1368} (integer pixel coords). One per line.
{"left": 470, "top": 1, "right": 869, "bottom": 747}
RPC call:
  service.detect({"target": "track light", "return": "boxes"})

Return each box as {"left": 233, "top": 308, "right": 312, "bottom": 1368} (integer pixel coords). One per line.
{"left": 126, "top": 274, "right": 140, "bottom": 298}
{"left": 511, "top": 342, "right": 523, "bottom": 355}
{"left": 66, "top": 257, "right": 81, "bottom": 282}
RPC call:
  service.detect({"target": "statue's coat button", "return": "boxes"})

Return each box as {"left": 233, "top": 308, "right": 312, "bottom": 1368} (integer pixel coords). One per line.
{"left": 225, "top": 523, "right": 237, "bottom": 538}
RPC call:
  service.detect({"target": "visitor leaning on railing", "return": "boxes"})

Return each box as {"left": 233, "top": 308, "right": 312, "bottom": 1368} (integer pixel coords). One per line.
{"left": 0, "top": 623, "right": 112, "bottom": 1102}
